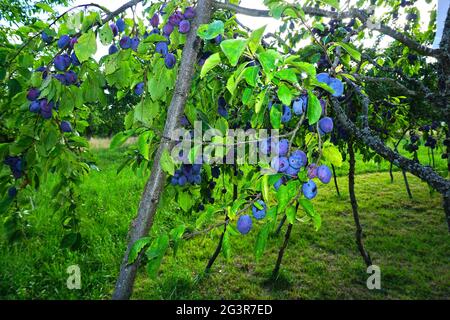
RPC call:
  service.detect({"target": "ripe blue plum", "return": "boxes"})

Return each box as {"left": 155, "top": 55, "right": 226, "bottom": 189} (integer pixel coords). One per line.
{"left": 163, "top": 23, "right": 174, "bottom": 35}
{"left": 29, "top": 101, "right": 40, "bottom": 113}
{"left": 275, "top": 139, "right": 289, "bottom": 156}
{"left": 60, "top": 121, "right": 72, "bottom": 133}
{"left": 259, "top": 138, "right": 271, "bottom": 155}
{"left": 116, "top": 18, "right": 126, "bottom": 32}
{"left": 135, "top": 82, "right": 144, "bottom": 96}
{"left": 307, "top": 163, "right": 318, "bottom": 179}
{"left": 150, "top": 14, "right": 159, "bottom": 28}
{"left": 8, "top": 186, "right": 17, "bottom": 198}
{"left": 302, "top": 180, "right": 318, "bottom": 199}
{"left": 69, "top": 37, "right": 78, "bottom": 48}
{"left": 184, "top": 7, "right": 196, "bottom": 19}
{"left": 317, "top": 165, "right": 332, "bottom": 184}
{"left": 316, "top": 72, "right": 331, "bottom": 84}
{"left": 119, "top": 36, "right": 132, "bottom": 49}
{"left": 271, "top": 156, "right": 289, "bottom": 172}
{"left": 41, "top": 31, "right": 52, "bottom": 43}
{"left": 329, "top": 78, "right": 344, "bottom": 97}
{"left": 237, "top": 215, "right": 253, "bottom": 234}
{"left": 131, "top": 37, "right": 140, "bottom": 51}
{"left": 110, "top": 23, "right": 119, "bottom": 36}
{"left": 64, "top": 71, "right": 78, "bottom": 85}
{"left": 218, "top": 97, "right": 228, "bottom": 117}
{"left": 274, "top": 176, "right": 286, "bottom": 191}
{"left": 109, "top": 44, "right": 119, "bottom": 55}
{"left": 319, "top": 117, "right": 334, "bottom": 134}
{"left": 54, "top": 54, "right": 71, "bottom": 71}
{"left": 289, "top": 150, "right": 307, "bottom": 169}
{"left": 169, "top": 12, "right": 183, "bottom": 26}
{"left": 164, "top": 53, "right": 176, "bottom": 69}
{"left": 281, "top": 105, "right": 292, "bottom": 123}
{"left": 27, "top": 88, "right": 40, "bottom": 101}
{"left": 285, "top": 165, "right": 299, "bottom": 177}
{"left": 252, "top": 200, "right": 267, "bottom": 220}
{"left": 155, "top": 42, "right": 168, "bottom": 56}
{"left": 292, "top": 95, "right": 307, "bottom": 115}
{"left": 57, "top": 35, "right": 70, "bottom": 49}
{"left": 214, "top": 34, "right": 223, "bottom": 44}
{"left": 71, "top": 52, "right": 80, "bottom": 66}
{"left": 179, "top": 20, "right": 190, "bottom": 34}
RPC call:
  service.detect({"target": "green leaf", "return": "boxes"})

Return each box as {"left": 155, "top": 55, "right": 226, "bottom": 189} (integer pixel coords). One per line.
{"left": 146, "top": 234, "right": 169, "bottom": 279}
{"left": 200, "top": 53, "right": 221, "bottom": 78}
{"left": 138, "top": 131, "right": 153, "bottom": 160}
{"left": 299, "top": 199, "right": 321, "bottom": 231}
{"left": 292, "top": 61, "right": 317, "bottom": 77}
{"left": 36, "top": 2, "right": 55, "bottom": 13}
{"left": 258, "top": 49, "right": 280, "bottom": 75}
{"left": 128, "top": 237, "right": 151, "bottom": 264}
{"left": 262, "top": 175, "right": 270, "bottom": 204}
{"left": 110, "top": 131, "right": 132, "bottom": 149}
{"left": 254, "top": 89, "right": 266, "bottom": 114}
{"left": 99, "top": 23, "right": 113, "bottom": 45}
{"left": 197, "top": 20, "right": 224, "bottom": 40}
{"left": 270, "top": 104, "right": 282, "bottom": 129}
{"left": 286, "top": 206, "right": 296, "bottom": 224}
{"left": 243, "top": 66, "right": 259, "bottom": 87}
{"left": 275, "top": 69, "right": 298, "bottom": 83}
{"left": 307, "top": 91, "right": 321, "bottom": 125}
{"left": 322, "top": 142, "right": 343, "bottom": 167}
{"left": 248, "top": 25, "right": 266, "bottom": 55}
{"left": 170, "top": 225, "right": 186, "bottom": 257}
{"left": 255, "top": 223, "right": 270, "bottom": 262}
{"left": 277, "top": 84, "right": 292, "bottom": 106}
{"left": 222, "top": 230, "right": 231, "bottom": 260}
{"left": 74, "top": 31, "right": 97, "bottom": 62}
{"left": 317, "top": 0, "right": 340, "bottom": 9}
{"left": 338, "top": 42, "right": 361, "bottom": 61}
{"left": 160, "top": 148, "right": 175, "bottom": 176}
{"left": 220, "top": 39, "right": 248, "bottom": 66}
{"left": 178, "top": 191, "right": 193, "bottom": 212}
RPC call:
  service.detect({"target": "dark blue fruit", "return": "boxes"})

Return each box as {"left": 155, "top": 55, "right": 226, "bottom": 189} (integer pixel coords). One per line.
{"left": 135, "top": 82, "right": 144, "bottom": 96}
{"left": 109, "top": 44, "right": 119, "bottom": 55}
{"left": 60, "top": 121, "right": 72, "bottom": 133}
{"left": 119, "top": 36, "right": 132, "bottom": 49}
{"left": 237, "top": 215, "right": 252, "bottom": 234}
{"left": 116, "top": 18, "right": 126, "bottom": 32}
{"left": 57, "top": 35, "right": 70, "bottom": 49}
{"left": 54, "top": 54, "right": 71, "bottom": 71}
{"left": 164, "top": 53, "right": 176, "bottom": 69}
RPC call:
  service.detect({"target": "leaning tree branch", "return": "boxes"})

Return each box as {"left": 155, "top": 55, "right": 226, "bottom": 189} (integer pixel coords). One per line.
{"left": 212, "top": 1, "right": 442, "bottom": 58}
{"left": 331, "top": 98, "right": 450, "bottom": 202}
{"left": 112, "top": 0, "right": 213, "bottom": 300}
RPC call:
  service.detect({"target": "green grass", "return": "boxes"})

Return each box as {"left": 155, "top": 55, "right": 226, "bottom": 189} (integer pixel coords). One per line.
{"left": 0, "top": 146, "right": 448, "bottom": 300}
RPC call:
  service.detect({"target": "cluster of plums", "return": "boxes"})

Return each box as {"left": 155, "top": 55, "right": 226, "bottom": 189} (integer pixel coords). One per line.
{"left": 237, "top": 200, "right": 267, "bottom": 235}
{"left": 109, "top": 6, "right": 196, "bottom": 72}
{"left": 171, "top": 164, "right": 202, "bottom": 186}
{"left": 3, "top": 156, "right": 24, "bottom": 198}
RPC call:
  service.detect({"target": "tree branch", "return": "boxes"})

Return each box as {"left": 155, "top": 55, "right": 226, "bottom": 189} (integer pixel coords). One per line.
{"left": 212, "top": 1, "right": 441, "bottom": 57}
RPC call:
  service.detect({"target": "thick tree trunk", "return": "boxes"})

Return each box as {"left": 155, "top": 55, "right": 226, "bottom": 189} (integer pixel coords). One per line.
{"left": 112, "top": 0, "right": 212, "bottom": 300}
{"left": 348, "top": 141, "right": 372, "bottom": 267}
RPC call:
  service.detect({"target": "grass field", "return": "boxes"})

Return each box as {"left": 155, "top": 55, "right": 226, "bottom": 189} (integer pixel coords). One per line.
{"left": 0, "top": 143, "right": 448, "bottom": 300}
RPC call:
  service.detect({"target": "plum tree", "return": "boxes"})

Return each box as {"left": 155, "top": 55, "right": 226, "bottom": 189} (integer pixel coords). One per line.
{"left": 0, "top": 0, "right": 449, "bottom": 301}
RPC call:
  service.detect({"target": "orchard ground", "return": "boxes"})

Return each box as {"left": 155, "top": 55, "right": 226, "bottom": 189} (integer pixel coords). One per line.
{"left": 0, "top": 141, "right": 448, "bottom": 299}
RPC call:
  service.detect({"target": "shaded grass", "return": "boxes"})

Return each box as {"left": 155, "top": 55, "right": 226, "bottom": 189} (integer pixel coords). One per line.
{"left": 0, "top": 147, "right": 448, "bottom": 300}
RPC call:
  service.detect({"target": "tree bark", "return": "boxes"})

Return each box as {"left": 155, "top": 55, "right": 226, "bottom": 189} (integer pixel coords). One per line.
{"left": 402, "top": 170, "right": 413, "bottom": 199}
{"left": 112, "top": 0, "right": 212, "bottom": 300}
{"left": 272, "top": 223, "right": 293, "bottom": 279}
{"left": 348, "top": 141, "right": 373, "bottom": 267}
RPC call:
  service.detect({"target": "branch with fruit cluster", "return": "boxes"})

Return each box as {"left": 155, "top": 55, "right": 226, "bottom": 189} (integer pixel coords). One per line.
{"left": 212, "top": 0, "right": 442, "bottom": 57}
